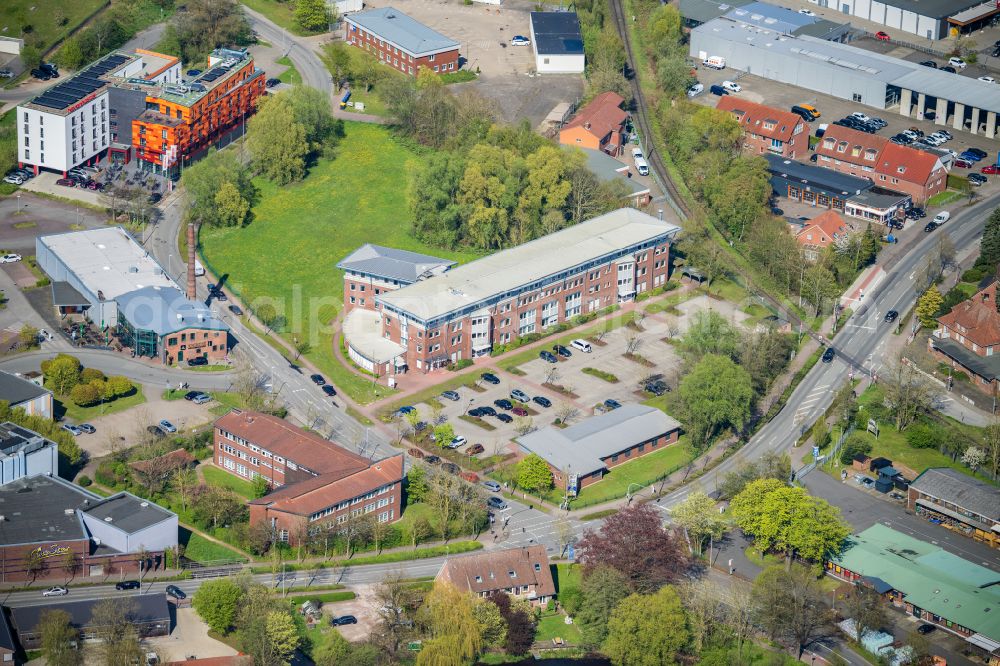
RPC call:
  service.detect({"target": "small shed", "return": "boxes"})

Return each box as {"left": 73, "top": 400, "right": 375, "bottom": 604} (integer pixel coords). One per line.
{"left": 875, "top": 465, "right": 898, "bottom": 493}
{"left": 869, "top": 457, "right": 892, "bottom": 473}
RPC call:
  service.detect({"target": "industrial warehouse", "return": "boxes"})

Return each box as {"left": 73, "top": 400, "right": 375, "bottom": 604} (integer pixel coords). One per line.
{"left": 690, "top": 2, "right": 1000, "bottom": 137}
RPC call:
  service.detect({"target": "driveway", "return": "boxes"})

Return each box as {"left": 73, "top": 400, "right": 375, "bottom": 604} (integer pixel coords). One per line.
{"left": 142, "top": 606, "right": 238, "bottom": 661}
{"left": 324, "top": 584, "right": 380, "bottom": 642}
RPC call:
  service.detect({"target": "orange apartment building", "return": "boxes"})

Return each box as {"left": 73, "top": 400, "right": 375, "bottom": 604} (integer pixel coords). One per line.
{"left": 131, "top": 48, "right": 265, "bottom": 171}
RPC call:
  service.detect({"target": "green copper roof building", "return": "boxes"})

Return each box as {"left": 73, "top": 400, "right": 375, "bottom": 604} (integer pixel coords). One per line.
{"left": 827, "top": 524, "right": 1000, "bottom": 651}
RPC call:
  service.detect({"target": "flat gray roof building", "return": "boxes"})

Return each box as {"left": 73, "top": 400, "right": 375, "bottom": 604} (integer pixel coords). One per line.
{"left": 345, "top": 7, "right": 458, "bottom": 57}
{"left": 377, "top": 208, "right": 681, "bottom": 326}
{"left": 691, "top": 9, "right": 1000, "bottom": 137}
{"left": 115, "top": 285, "right": 226, "bottom": 336}
{"left": 337, "top": 244, "right": 455, "bottom": 285}
{"left": 908, "top": 467, "right": 999, "bottom": 527}
{"left": 516, "top": 404, "right": 681, "bottom": 476}
{"left": 831, "top": 0, "right": 995, "bottom": 40}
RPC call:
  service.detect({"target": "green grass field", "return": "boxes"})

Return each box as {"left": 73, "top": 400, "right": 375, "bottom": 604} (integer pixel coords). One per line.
{"left": 202, "top": 465, "right": 256, "bottom": 499}
{"left": 201, "top": 122, "right": 479, "bottom": 404}
{"left": 535, "top": 609, "right": 583, "bottom": 644}
{"left": 239, "top": 0, "right": 306, "bottom": 35}
{"left": 276, "top": 55, "right": 301, "bottom": 84}
{"left": 56, "top": 385, "right": 146, "bottom": 422}
{"left": 0, "top": 0, "right": 107, "bottom": 61}
{"left": 0, "top": 111, "right": 18, "bottom": 196}
{"left": 180, "top": 527, "right": 247, "bottom": 564}
{"left": 567, "top": 438, "right": 696, "bottom": 508}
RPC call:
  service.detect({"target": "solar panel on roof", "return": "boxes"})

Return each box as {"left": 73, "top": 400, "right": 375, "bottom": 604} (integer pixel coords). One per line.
{"left": 200, "top": 68, "right": 227, "bottom": 82}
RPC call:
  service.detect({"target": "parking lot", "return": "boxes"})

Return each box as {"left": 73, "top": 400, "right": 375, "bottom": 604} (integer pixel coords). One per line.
{"left": 360, "top": 0, "right": 584, "bottom": 125}
{"left": 406, "top": 296, "right": 750, "bottom": 457}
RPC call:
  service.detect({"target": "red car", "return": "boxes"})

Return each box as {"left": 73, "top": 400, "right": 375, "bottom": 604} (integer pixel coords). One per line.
{"left": 954, "top": 159, "right": 973, "bottom": 168}
{"left": 875, "top": 31, "right": 890, "bottom": 41}
{"left": 982, "top": 164, "right": 1000, "bottom": 174}
{"left": 511, "top": 407, "right": 528, "bottom": 417}
{"left": 55, "top": 178, "right": 75, "bottom": 187}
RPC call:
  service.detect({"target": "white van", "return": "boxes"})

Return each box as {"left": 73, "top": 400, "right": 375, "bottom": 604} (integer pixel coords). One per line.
{"left": 632, "top": 147, "right": 644, "bottom": 160}
{"left": 571, "top": 339, "right": 592, "bottom": 353}
{"left": 934, "top": 211, "right": 951, "bottom": 224}
{"left": 703, "top": 56, "right": 726, "bottom": 69}
{"left": 194, "top": 259, "right": 206, "bottom": 277}
{"left": 634, "top": 156, "right": 649, "bottom": 176}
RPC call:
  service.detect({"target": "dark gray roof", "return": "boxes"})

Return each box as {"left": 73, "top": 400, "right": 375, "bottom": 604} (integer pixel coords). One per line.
{"left": 0, "top": 371, "right": 51, "bottom": 407}
{"left": 0, "top": 609, "right": 14, "bottom": 653}
{"left": 346, "top": 7, "right": 459, "bottom": 56}
{"left": 577, "top": 148, "right": 650, "bottom": 197}
{"left": 81, "top": 492, "right": 176, "bottom": 534}
{"left": 51, "top": 281, "right": 90, "bottom": 307}
{"left": 877, "top": 0, "right": 984, "bottom": 20}
{"left": 848, "top": 189, "right": 910, "bottom": 209}
{"left": 115, "top": 286, "right": 227, "bottom": 337}
{"left": 931, "top": 337, "right": 1000, "bottom": 382}
{"left": 516, "top": 405, "right": 681, "bottom": 475}
{"left": 530, "top": 12, "right": 584, "bottom": 56}
{"left": 9, "top": 593, "right": 170, "bottom": 632}
{"left": 0, "top": 422, "right": 54, "bottom": 457}
{"left": 910, "top": 467, "right": 999, "bottom": 522}
{"left": 0, "top": 475, "right": 96, "bottom": 546}
{"left": 337, "top": 244, "right": 455, "bottom": 284}
{"left": 766, "top": 154, "right": 874, "bottom": 197}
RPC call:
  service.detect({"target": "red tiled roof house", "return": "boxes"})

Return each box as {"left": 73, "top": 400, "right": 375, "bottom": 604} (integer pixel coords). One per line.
{"left": 214, "top": 410, "right": 404, "bottom": 545}
{"left": 717, "top": 96, "right": 806, "bottom": 159}
{"left": 435, "top": 545, "right": 556, "bottom": 605}
{"left": 930, "top": 281, "right": 1000, "bottom": 395}
{"left": 813, "top": 126, "right": 947, "bottom": 205}
{"left": 795, "top": 210, "right": 853, "bottom": 262}
{"left": 558, "top": 92, "right": 628, "bottom": 155}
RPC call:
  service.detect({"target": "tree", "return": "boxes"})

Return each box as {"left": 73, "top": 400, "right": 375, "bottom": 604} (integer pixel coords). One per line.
{"left": 405, "top": 465, "right": 430, "bottom": 504}
{"left": 193, "top": 578, "right": 243, "bottom": 634}
{"left": 24, "top": 548, "right": 46, "bottom": 582}
{"left": 247, "top": 96, "right": 309, "bottom": 185}
{"left": 977, "top": 206, "right": 1000, "bottom": 269}
{"left": 963, "top": 445, "right": 986, "bottom": 471}
{"left": 214, "top": 181, "right": 252, "bottom": 228}
{"left": 576, "top": 565, "right": 630, "bottom": 648}
{"left": 236, "top": 584, "right": 300, "bottom": 666}
{"left": 18, "top": 324, "right": 39, "bottom": 349}
{"left": 61, "top": 551, "right": 79, "bottom": 583}
{"left": 262, "top": 611, "right": 299, "bottom": 665}
{"left": 603, "top": 586, "right": 689, "bottom": 666}
{"left": 801, "top": 263, "right": 840, "bottom": 317}
{"left": 472, "top": 597, "right": 507, "bottom": 649}
{"left": 252, "top": 474, "right": 270, "bottom": 499}
{"left": 752, "top": 564, "right": 831, "bottom": 658}
{"left": 70, "top": 382, "right": 100, "bottom": 407}
{"left": 839, "top": 432, "right": 873, "bottom": 465}
{"left": 915, "top": 284, "right": 944, "bottom": 328}
{"left": 984, "top": 418, "right": 1000, "bottom": 481}
{"left": 516, "top": 453, "right": 554, "bottom": 492}
{"left": 486, "top": 592, "right": 536, "bottom": 655}
{"left": 432, "top": 423, "right": 455, "bottom": 449}
{"left": 37, "top": 608, "right": 81, "bottom": 666}
{"left": 576, "top": 503, "right": 688, "bottom": 593}
{"left": 168, "top": 0, "right": 252, "bottom": 64}
{"left": 717, "top": 451, "right": 791, "bottom": 500}
{"left": 416, "top": 582, "right": 482, "bottom": 664}
{"left": 294, "top": 0, "right": 330, "bottom": 33}
{"left": 181, "top": 149, "right": 256, "bottom": 227}
{"left": 677, "top": 354, "right": 755, "bottom": 446}
{"left": 669, "top": 490, "right": 727, "bottom": 555}
{"left": 843, "top": 584, "right": 887, "bottom": 645}
{"left": 880, "top": 357, "right": 936, "bottom": 431}
{"left": 373, "top": 573, "right": 418, "bottom": 654}
{"left": 90, "top": 598, "right": 144, "bottom": 666}
{"left": 323, "top": 42, "right": 352, "bottom": 86}
{"left": 43, "top": 353, "right": 82, "bottom": 394}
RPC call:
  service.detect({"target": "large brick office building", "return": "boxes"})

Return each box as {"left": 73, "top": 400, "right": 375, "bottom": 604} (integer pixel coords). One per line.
{"left": 813, "top": 125, "right": 948, "bottom": 204}
{"left": 341, "top": 208, "right": 681, "bottom": 375}
{"left": 344, "top": 7, "right": 460, "bottom": 76}
{"left": 214, "top": 410, "right": 403, "bottom": 544}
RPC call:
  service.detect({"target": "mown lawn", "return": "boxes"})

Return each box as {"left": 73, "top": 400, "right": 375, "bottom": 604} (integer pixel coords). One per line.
{"left": 239, "top": 0, "right": 306, "bottom": 35}
{"left": 0, "top": 111, "right": 16, "bottom": 196}
{"left": 202, "top": 465, "right": 256, "bottom": 499}
{"left": 57, "top": 385, "right": 147, "bottom": 422}
{"left": 566, "top": 438, "right": 697, "bottom": 508}
{"left": 0, "top": 0, "right": 106, "bottom": 63}
{"left": 180, "top": 527, "right": 247, "bottom": 564}
{"left": 201, "top": 122, "right": 479, "bottom": 404}
{"left": 276, "top": 55, "right": 301, "bottom": 84}
{"left": 535, "top": 610, "right": 582, "bottom": 644}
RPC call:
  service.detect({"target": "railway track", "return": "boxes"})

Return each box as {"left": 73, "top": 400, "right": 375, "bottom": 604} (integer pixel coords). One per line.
{"left": 607, "top": 0, "right": 691, "bottom": 218}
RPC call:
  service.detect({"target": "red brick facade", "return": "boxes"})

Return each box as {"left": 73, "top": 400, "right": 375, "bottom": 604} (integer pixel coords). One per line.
{"left": 931, "top": 281, "right": 1000, "bottom": 395}
{"left": 0, "top": 539, "right": 161, "bottom": 582}
{"left": 717, "top": 96, "right": 806, "bottom": 159}
{"left": 343, "top": 275, "right": 395, "bottom": 315}
{"left": 344, "top": 22, "right": 459, "bottom": 76}
{"left": 164, "top": 327, "right": 228, "bottom": 365}
{"left": 547, "top": 428, "right": 680, "bottom": 490}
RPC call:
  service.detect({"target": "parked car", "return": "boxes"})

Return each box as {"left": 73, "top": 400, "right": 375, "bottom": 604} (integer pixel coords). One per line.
{"left": 686, "top": 83, "right": 704, "bottom": 97}
{"left": 183, "top": 390, "right": 202, "bottom": 401}
{"left": 0, "top": 69, "right": 13, "bottom": 78}
{"left": 310, "top": 374, "right": 326, "bottom": 385}
{"left": 408, "top": 447, "right": 425, "bottom": 458}
{"left": 487, "top": 496, "right": 508, "bottom": 510}
{"left": 442, "top": 390, "right": 460, "bottom": 401}
{"left": 265, "top": 78, "right": 280, "bottom": 87}
{"left": 158, "top": 420, "right": 177, "bottom": 433}
{"left": 941, "top": 66, "right": 957, "bottom": 73}
{"left": 934, "top": 211, "right": 951, "bottom": 224}
{"left": 187, "top": 356, "right": 208, "bottom": 366}
{"left": 533, "top": 396, "right": 552, "bottom": 408}
{"left": 321, "top": 385, "right": 337, "bottom": 397}
{"left": 468, "top": 407, "right": 488, "bottom": 417}
{"left": 481, "top": 372, "right": 500, "bottom": 384}
{"left": 331, "top": 615, "right": 358, "bottom": 626}
{"left": 186, "top": 69, "right": 202, "bottom": 77}
{"left": 30, "top": 68, "right": 51, "bottom": 80}
{"left": 511, "top": 389, "right": 530, "bottom": 403}
{"left": 147, "top": 425, "right": 166, "bottom": 438}
{"left": 0, "top": 254, "right": 21, "bottom": 263}
{"left": 425, "top": 455, "right": 441, "bottom": 465}
{"left": 884, "top": 310, "right": 899, "bottom": 323}
{"left": 496, "top": 413, "right": 513, "bottom": 423}
{"left": 396, "top": 405, "right": 415, "bottom": 415}
{"left": 56, "top": 178, "right": 76, "bottom": 187}
{"left": 553, "top": 344, "right": 572, "bottom": 358}
{"left": 849, "top": 112, "right": 870, "bottom": 122}
{"left": 798, "top": 8, "right": 815, "bottom": 15}
{"left": 979, "top": 76, "right": 996, "bottom": 84}
{"left": 875, "top": 31, "right": 890, "bottom": 40}
{"left": 478, "top": 406, "right": 497, "bottom": 417}
{"left": 954, "top": 159, "right": 974, "bottom": 169}
{"left": 571, "top": 339, "right": 592, "bottom": 353}
{"left": 447, "top": 436, "right": 468, "bottom": 449}
{"left": 645, "top": 380, "right": 669, "bottom": 395}
{"left": 116, "top": 580, "right": 140, "bottom": 591}
{"left": 539, "top": 350, "right": 557, "bottom": 363}
{"left": 2, "top": 174, "right": 23, "bottom": 185}
{"left": 494, "top": 398, "right": 513, "bottom": 410}
{"left": 484, "top": 480, "right": 501, "bottom": 492}
{"left": 228, "top": 304, "right": 243, "bottom": 315}
{"left": 919, "top": 60, "right": 937, "bottom": 68}
{"left": 510, "top": 35, "right": 531, "bottom": 46}
{"left": 43, "top": 586, "right": 68, "bottom": 597}
{"left": 923, "top": 221, "right": 939, "bottom": 232}
{"left": 192, "top": 393, "right": 211, "bottom": 405}
{"left": 709, "top": 84, "right": 729, "bottom": 96}
{"left": 721, "top": 80, "right": 741, "bottom": 93}
{"left": 948, "top": 56, "right": 967, "bottom": 69}
{"left": 61, "top": 424, "right": 82, "bottom": 436}
{"left": 77, "top": 423, "right": 96, "bottom": 434}
{"left": 982, "top": 164, "right": 1000, "bottom": 174}
{"left": 467, "top": 443, "right": 485, "bottom": 455}
{"left": 511, "top": 407, "right": 529, "bottom": 417}
{"left": 821, "top": 347, "right": 835, "bottom": 363}
{"left": 916, "top": 624, "right": 936, "bottom": 635}
{"left": 967, "top": 148, "right": 988, "bottom": 159}
{"left": 604, "top": 399, "right": 622, "bottom": 411}
{"left": 969, "top": 173, "right": 987, "bottom": 186}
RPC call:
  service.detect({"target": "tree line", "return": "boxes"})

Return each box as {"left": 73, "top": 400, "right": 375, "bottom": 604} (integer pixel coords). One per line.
{"left": 51, "top": 0, "right": 175, "bottom": 71}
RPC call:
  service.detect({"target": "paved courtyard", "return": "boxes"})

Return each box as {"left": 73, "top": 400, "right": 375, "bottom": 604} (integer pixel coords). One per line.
{"left": 143, "top": 606, "right": 238, "bottom": 661}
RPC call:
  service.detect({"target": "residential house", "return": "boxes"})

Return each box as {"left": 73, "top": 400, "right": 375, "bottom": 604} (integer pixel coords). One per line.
{"left": 559, "top": 92, "right": 628, "bottom": 155}
{"left": 515, "top": 404, "right": 681, "bottom": 495}
{"left": 717, "top": 96, "right": 806, "bottom": 159}
{"left": 435, "top": 545, "right": 557, "bottom": 605}
{"left": 908, "top": 467, "right": 999, "bottom": 549}
{"left": 795, "top": 210, "right": 853, "bottom": 261}
{"left": 813, "top": 125, "right": 947, "bottom": 204}
{"left": 930, "top": 281, "right": 1000, "bottom": 395}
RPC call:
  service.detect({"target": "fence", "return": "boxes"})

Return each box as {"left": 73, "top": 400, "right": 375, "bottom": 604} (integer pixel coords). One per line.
{"left": 795, "top": 423, "right": 854, "bottom": 480}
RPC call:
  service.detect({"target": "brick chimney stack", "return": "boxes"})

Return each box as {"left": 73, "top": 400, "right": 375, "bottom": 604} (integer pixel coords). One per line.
{"left": 186, "top": 223, "right": 197, "bottom": 301}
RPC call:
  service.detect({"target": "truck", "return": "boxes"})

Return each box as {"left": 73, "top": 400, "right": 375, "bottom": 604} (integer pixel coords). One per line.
{"left": 703, "top": 56, "right": 726, "bottom": 69}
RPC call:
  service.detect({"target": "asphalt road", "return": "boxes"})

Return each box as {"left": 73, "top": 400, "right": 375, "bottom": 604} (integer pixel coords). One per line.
{"left": 242, "top": 5, "right": 333, "bottom": 103}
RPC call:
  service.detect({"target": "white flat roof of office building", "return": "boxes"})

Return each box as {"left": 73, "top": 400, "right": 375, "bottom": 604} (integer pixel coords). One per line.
{"left": 377, "top": 208, "right": 680, "bottom": 324}
{"left": 38, "top": 227, "right": 176, "bottom": 301}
